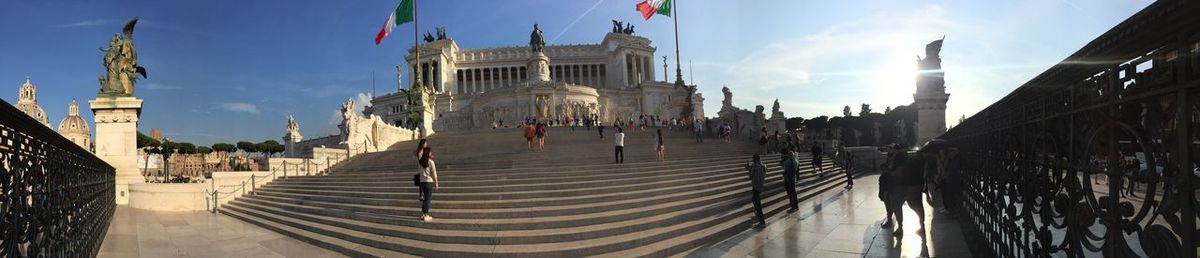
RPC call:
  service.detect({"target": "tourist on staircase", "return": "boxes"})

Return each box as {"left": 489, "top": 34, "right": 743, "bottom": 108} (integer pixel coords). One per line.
{"left": 598, "top": 120, "right": 605, "bottom": 139}
{"left": 779, "top": 147, "right": 800, "bottom": 212}
{"left": 655, "top": 129, "right": 665, "bottom": 162}
{"left": 757, "top": 128, "right": 769, "bottom": 155}
{"left": 536, "top": 122, "right": 547, "bottom": 151}
{"left": 525, "top": 122, "right": 536, "bottom": 151}
{"left": 614, "top": 128, "right": 625, "bottom": 164}
{"left": 413, "top": 139, "right": 429, "bottom": 202}
{"left": 693, "top": 119, "right": 704, "bottom": 143}
{"left": 745, "top": 154, "right": 768, "bottom": 227}
{"left": 810, "top": 144, "right": 824, "bottom": 176}
{"left": 417, "top": 147, "right": 439, "bottom": 222}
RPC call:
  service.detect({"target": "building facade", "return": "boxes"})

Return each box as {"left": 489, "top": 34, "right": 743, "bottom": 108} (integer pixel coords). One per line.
{"left": 369, "top": 29, "right": 704, "bottom": 131}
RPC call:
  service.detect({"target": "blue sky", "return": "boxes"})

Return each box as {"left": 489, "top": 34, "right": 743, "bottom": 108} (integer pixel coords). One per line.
{"left": 1, "top": 0, "right": 1152, "bottom": 145}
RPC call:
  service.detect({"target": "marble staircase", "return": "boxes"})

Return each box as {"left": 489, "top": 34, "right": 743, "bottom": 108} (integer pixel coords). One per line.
{"left": 220, "top": 127, "right": 860, "bottom": 257}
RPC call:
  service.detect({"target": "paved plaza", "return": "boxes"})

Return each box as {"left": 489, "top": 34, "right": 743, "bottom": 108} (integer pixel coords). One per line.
{"left": 99, "top": 207, "right": 344, "bottom": 258}
{"left": 689, "top": 173, "right": 973, "bottom": 258}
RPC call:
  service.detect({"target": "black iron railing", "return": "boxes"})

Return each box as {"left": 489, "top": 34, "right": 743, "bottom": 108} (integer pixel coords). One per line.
{"left": 940, "top": 1, "right": 1200, "bottom": 257}
{"left": 0, "top": 98, "right": 116, "bottom": 258}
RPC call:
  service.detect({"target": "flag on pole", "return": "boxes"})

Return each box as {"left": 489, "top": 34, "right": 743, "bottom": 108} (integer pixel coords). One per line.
{"left": 375, "top": 0, "right": 415, "bottom": 45}
{"left": 636, "top": 0, "right": 672, "bottom": 20}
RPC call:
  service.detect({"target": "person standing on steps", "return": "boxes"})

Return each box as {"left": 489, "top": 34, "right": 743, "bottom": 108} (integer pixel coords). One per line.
{"left": 779, "top": 147, "right": 800, "bottom": 213}
{"left": 614, "top": 128, "right": 625, "bottom": 164}
{"left": 810, "top": 144, "right": 824, "bottom": 176}
{"left": 536, "top": 122, "right": 547, "bottom": 151}
{"left": 655, "top": 129, "right": 665, "bottom": 162}
{"left": 745, "top": 154, "right": 768, "bottom": 227}
{"left": 417, "top": 147, "right": 439, "bottom": 222}
{"left": 524, "top": 122, "right": 536, "bottom": 151}
{"left": 598, "top": 120, "right": 606, "bottom": 139}
{"left": 413, "top": 139, "right": 429, "bottom": 202}
{"left": 844, "top": 150, "right": 855, "bottom": 189}
{"left": 693, "top": 119, "right": 704, "bottom": 143}
{"left": 757, "top": 128, "right": 769, "bottom": 155}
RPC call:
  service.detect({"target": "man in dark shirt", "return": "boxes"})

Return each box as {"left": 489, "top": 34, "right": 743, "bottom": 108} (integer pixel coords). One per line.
{"left": 746, "top": 155, "right": 767, "bottom": 226}
{"left": 779, "top": 148, "right": 800, "bottom": 212}
{"left": 811, "top": 144, "right": 824, "bottom": 175}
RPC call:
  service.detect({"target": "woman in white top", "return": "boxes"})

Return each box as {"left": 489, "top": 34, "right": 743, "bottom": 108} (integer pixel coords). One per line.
{"left": 417, "top": 147, "right": 439, "bottom": 221}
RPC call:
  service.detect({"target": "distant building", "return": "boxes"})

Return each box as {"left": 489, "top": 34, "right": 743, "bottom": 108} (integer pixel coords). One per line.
{"left": 14, "top": 77, "right": 51, "bottom": 127}
{"left": 57, "top": 99, "right": 92, "bottom": 151}
{"left": 149, "top": 128, "right": 162, "bottom": 141}
{"left": 371, "top": 29, "right": 704, "bottom": 132}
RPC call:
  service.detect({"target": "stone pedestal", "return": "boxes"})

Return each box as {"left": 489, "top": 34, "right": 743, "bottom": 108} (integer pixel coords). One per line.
{"left": 914, "top": 92, "right": 949, "bottom": 145}
{"left": 283, "top": 134, "right": 302, "bottom": 158}
{"left": 90, "top": 96, "right": 143, "bottom": 205}
{"left": 414, "top": 105, "right": 435, "bottom": 138}
{"left": 528, "top": 52, "right": 552, "bottom": 82}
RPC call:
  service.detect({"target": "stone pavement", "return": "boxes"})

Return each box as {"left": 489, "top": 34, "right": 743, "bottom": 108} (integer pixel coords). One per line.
{"left": 98, "top": 206, "right": 346, "bottom": 258}
{"left": 687, "top": 173, "right": 974, "bottom": 258}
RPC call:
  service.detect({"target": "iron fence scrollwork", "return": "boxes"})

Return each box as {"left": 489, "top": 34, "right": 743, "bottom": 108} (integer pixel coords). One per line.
{"left": 0, "top": 98, "right": 116, "bottom": 257}
{"left": 941, "top": 1, "right": 1200, "bottom": 257}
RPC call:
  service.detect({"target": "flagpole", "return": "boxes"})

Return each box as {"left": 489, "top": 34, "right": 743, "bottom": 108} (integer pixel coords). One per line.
{"left": 672, "top": 0, "right": 683, "bottom": 86}
{"left": 412, "top": 0, "right": 422, "bottom": 90}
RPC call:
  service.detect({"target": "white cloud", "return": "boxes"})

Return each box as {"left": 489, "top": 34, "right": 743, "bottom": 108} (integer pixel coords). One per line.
{"left": 726, "top": 5, "right": 957, "bottom": 92}
{"left": 56, "top": 19, "right": 110, "bottom": 28}
{"left": 218, "top": 102, "right": 260, "bottom": 114}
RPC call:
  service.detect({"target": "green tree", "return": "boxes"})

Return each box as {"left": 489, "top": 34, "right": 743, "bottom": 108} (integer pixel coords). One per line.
{"left": 196, "top": 146, "right": 213, "bottom": 154}
{"left": 785, "top": 117, "right": 805, "bottom": 130}
{"left": 257, "top": 140, "right": 284, "bottom": 157}
{"left": 859, "top": 103, "right": 872, "bottom": 117}
{"left": 176, "top": 142, "right": 197, "bottom": 154}
{"left": 136, "top": 131, "right": 161, "bottom": 148}
{"left": 211, "top": 143, "right": 235, "bottom": 153}
{"left": 236, "top": 141, "right": 257, "bottom": 155}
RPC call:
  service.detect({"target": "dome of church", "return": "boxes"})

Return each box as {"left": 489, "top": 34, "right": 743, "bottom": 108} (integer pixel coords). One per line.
{"left": 15, "top": 77, "right": 51, "bottom": 127}
{"left": 58, "top": 99, "right": 92, "bottom": 149}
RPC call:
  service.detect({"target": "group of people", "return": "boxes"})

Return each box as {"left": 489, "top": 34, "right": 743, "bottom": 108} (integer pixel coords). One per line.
{"left": 524, "top": 121, "right": 548, "bottom": 151}
{"left": 876, "top": 143, "right": 960, "bottom": 235}
{"left": 742, "top": 145, "right": 811, "bottom": 227}
{"left": 411, "top": 139, "right": 439, "bottom": 222}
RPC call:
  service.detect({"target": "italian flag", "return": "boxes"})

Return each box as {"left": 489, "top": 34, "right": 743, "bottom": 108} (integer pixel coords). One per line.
{"left": 636, "top": 0, "right": 672, "bottom": 20}
{"left": 375, "top": 0, "right": 415, "bottom": 45}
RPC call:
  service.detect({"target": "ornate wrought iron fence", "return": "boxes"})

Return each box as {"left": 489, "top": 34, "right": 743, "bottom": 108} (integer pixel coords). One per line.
{"left": 0, "top": 98, "right": 116, "bottom": 258}
{"left": 939, "top": 1, "right": 1200, "bottom": 257}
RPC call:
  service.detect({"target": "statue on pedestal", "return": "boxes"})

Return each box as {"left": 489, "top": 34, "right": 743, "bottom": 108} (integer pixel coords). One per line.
{"left": 286, "top": 114, "right": 302, "bottom": 141}
{"left": 721, "top": 86, "right": 733, "bottom": 109}
{"left": 98, "top": 18, "right": 148, "bottom": 97}
{"left": 771, "top": 99, "right": 781, "bottom": 116}
{"left": 529, "top": 24, "right": 545, "bottom": 53}
{"left": 435, "top": 27, "right": 447, "bottom": 40}
{"left": 340, "top": 99, "right": 359, "bottom": 142}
